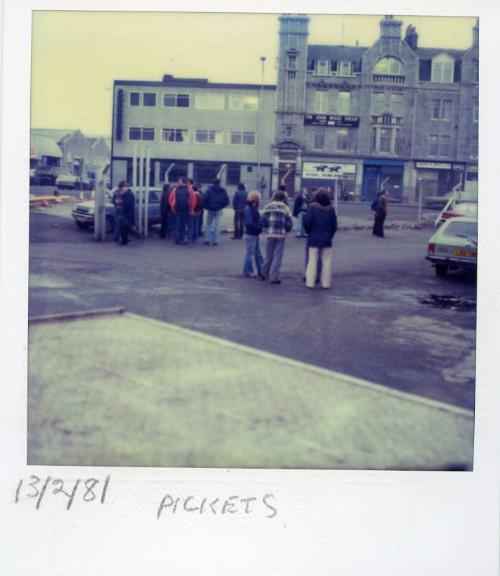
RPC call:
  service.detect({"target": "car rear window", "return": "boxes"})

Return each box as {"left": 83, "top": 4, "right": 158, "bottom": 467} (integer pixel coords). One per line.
{"left": 444, "top": 221, "right": 478, "bottom": 238}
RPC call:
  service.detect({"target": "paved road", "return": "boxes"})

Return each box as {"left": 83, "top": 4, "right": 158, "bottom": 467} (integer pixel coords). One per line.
{"left": 29, "top": 210, "right": 476, "bottom": 410}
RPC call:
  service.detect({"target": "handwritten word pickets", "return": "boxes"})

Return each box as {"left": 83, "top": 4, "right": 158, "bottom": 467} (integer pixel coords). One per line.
{"left": 14, "top": 475, "right": 110, "bottom": 510}
{"left": 157, "top": 493, "right": 278, "bottom": 519}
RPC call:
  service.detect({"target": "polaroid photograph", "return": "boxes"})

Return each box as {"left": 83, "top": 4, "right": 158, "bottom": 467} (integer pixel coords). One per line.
{"left": 1, "top": 0, "right": 499, "bottom": 575}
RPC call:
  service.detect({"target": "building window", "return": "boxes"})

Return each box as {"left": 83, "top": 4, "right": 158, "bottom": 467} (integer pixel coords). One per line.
{"left": 228, "top": 95, "right": 259, "bottom": 111}
{"left": 162, "top": 128, "right": 188, "bottom": 143}
{"left": 389, "top": 93, "right": 404, "bottom": 117}
{"left": 431, "top": 99, "right": 452, "bottom": 120}
{"left": 163, "top": 93, "right": 190, "bottom": 108}
{"left": 193, "top": 162, "right": 221, "bottom": 183}
{"left": 227, "top": 164, "right": 242, "bottom": 185}
{"left": 142, "top": 127, "right": 155, "bottom": 141}
{"left": 336, "top": 129, "right": 351, "bottom": 151}
{"left": 129, "top": 127, "right": 155, "bottom": 141}
{"left": 337, "top": 91, "right": 351, "bottom": 115}
{"left": 195, "top": 93, "right": 225, "bottom": 110}
{"left": 371, "top": 127, "right": 398, "bottom": 153}
{"left": 143, "top": 93, "right": 156, "bottom": 107}
{"left": 287, "top": 54, "right": 297, "bottom": 70}
{"left": 314, "top": 60, "right": 330, "bottom": 76}
{"left": 371, "top": 92, "right": 384, "bottom": 115}
{"left": 371, "top": 128, "right": 377, "bottom": 151}
{"left": 439, "top": 135, "right": 451, "bottom": 156}
{"left": 374, "top": 57, "right": 404, "bottom": 76}
{"left": 129, "top": 92, "right": 140, "bottom": 106}
{"left": 230, "top": 131, "right": 256, "bottom": 145}
{"left": 194, "top": 129, "right": 223, "bottom": 144}
{"left": 314, "top": 91, "right": 328, "bottom": 114}
{"left": 285, "top": 126, "right": 293, "bottom": 138}
{"left": 313, "top": 131, "right": 325, "bottom": 150}
{"left": 379, "top": 128, "right": 392, "bottom": 152}
{"left": 337, "top": 61, "right": 352, "bottom": 76}
{"left": 473, "top": 100, "right": 479, "bottom": 122}
{"left": 431, "top": 54, "right": 454, "bottom": 83}
{"left": 428, "top": 135, "right": 439, "bottom": 156}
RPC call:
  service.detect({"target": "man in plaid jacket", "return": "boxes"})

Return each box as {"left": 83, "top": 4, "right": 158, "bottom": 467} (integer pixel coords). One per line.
{"left": 261, "top": 190, "right": 293, "bottom": 284}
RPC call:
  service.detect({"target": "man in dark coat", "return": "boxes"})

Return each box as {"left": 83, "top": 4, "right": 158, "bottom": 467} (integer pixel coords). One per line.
{"left": 112, "top": 181, "right": 135, "bottom": 245}
{"left": 373, "top": 189, "right": 388, "bottom": 238}
{"left": 302, "top": 188, "right": 338, "bottom": 288}
{"left": 203, "top": 178, "right": 229, "bottom": 245}
{"left": 231, "top": 183, "right": 248, "bottom": 239}
{"left": 169, "top": 177, "right": 196, "bottom": 244}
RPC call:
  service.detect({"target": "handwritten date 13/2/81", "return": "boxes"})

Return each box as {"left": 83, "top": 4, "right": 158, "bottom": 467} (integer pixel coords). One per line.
{"left": 14, "top": 475, "right": 110, "bottom": 510}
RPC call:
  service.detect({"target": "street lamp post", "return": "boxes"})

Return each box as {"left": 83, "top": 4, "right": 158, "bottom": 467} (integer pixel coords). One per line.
{"left": 257, "top": 56, "right": 266, "bottom": 194}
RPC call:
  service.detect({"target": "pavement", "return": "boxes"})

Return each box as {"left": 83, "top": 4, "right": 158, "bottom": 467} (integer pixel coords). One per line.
{"left": 29, "top": 195, "right": 437, "bottom": 232}
{"left": 28, "top": 311, "right": 473, "bottom": 470}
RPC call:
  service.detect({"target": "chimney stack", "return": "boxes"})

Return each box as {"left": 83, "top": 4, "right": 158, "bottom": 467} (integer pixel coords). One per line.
{"left": 379, "top": 15, "right": 403, "bottom": 39}
{"left": 404, "top": 24, "right": 418, "bottom": 50}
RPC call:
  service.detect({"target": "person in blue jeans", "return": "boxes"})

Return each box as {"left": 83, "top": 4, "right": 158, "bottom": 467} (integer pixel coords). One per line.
{"left": 203, "top": 179, "right": 229, "bottom": 245}
{"left": 243, "top": 191, "right": 264, "bottom": 278}
{"left": 169, "top": 177, "right": 196, "bottom": 245}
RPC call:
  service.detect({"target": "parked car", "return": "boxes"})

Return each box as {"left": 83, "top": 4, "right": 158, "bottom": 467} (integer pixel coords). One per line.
{"left": 56, "top": 175, "right": 82, "bottom": 189}
{"left": 426, "top": 217, "right": 477, "bottom": 277}
{"left": 71, "top": 188, "right": 162, "bottom": 233}
{"left": 438, "top": 201, "right": 478, "bottom": 223}
{"left": 423, "top": 192, "right": 453, "bottom": 210}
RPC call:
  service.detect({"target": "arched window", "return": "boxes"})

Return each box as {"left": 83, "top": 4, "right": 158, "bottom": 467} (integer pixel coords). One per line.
{"left": 374, "top": 57, "right": 405, "bottom": 76}
{"left": 431, "top": 53, "right": 454, "bottom": 83}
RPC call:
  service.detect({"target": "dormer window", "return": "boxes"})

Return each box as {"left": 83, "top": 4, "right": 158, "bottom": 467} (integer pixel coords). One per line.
{"left": 314, "top": 60, "right": 330, "bottom": 76}
{"left": 337, "top": 61, "right": 352, "bottom": 76}
{"left": 431, "top": 53, "right": 454, "bottom": 83}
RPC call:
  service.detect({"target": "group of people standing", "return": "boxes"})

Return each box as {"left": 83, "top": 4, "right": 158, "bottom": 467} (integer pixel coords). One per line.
{"left": 242, "top": 185, "right": 338, "bottom": 289}
{"left": 160, "top": 177, "right": 230, "bottom": 245}
{"left": 111, "top": 178, "right": 386, "bottom": 290}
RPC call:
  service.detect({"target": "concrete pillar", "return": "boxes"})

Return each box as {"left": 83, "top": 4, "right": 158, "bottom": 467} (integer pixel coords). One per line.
{"left": 187, "top": 162, "right": 194, "bottom": 180}
{"left": 154, "top": 160, "right": 160, "bottom": 187}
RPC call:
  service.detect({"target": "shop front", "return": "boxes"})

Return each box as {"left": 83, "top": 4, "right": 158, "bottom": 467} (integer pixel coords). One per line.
{"left": 362, "top": 159, "right": 405, "bottom": 203}
{"left": 301, "top": 161, "right": 357, "bottom": 200}
{"left": 414, "top": 161, "right": 465, "bottom": 200}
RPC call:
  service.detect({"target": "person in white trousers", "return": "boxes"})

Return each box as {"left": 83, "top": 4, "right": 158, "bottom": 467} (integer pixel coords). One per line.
{"left": 302, "top": 188, "right": 338, "bottom": 289}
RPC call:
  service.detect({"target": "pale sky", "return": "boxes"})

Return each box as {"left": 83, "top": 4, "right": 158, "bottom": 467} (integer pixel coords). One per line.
{"left": 31, "top": 11, "right": 477, "bottom": 135}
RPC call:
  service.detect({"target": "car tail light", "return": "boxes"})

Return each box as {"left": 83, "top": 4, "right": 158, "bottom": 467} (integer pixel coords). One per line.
{"left": 428, "top": 242, "right": 435, "bottom": 254}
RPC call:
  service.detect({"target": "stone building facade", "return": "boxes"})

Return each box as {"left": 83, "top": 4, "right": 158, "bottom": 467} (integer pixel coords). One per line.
{"left": 274, "top": 14, "right": 479, "bottom": 203}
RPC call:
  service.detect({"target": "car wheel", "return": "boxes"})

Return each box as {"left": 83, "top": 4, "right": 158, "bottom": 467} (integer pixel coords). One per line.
{"left": 105, "top": 216, "right": 115, "bottom": 234}
{"left": 75, "top": 221, "right": 89, "bottom": 230}
{"left": 435, "top": 264, "right": 448, "bottom": 277}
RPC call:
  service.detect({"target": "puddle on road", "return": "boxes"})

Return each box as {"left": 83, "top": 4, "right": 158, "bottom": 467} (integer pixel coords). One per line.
{"left": 421, "top": 294, "right": 476, "bottom": 311}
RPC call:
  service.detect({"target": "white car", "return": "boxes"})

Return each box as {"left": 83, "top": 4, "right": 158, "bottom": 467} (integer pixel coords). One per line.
{"left": 426, "top": 217, "right": 477, "bottom": 277}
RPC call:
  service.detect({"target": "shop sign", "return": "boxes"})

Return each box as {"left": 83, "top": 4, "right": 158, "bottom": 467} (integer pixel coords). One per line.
{"left": 415, "top": 161, "right": 452, "bottom": 170}
{"left": 304, "top": 114, "right": 360, "bottom": 128}
{"left": 302, "top": 162, "right": 356, "bottom": 179}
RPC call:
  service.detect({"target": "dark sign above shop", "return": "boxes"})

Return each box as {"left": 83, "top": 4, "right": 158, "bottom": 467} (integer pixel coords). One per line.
{"left": 304, "top": 114, "right": 360, "bottom": 128}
